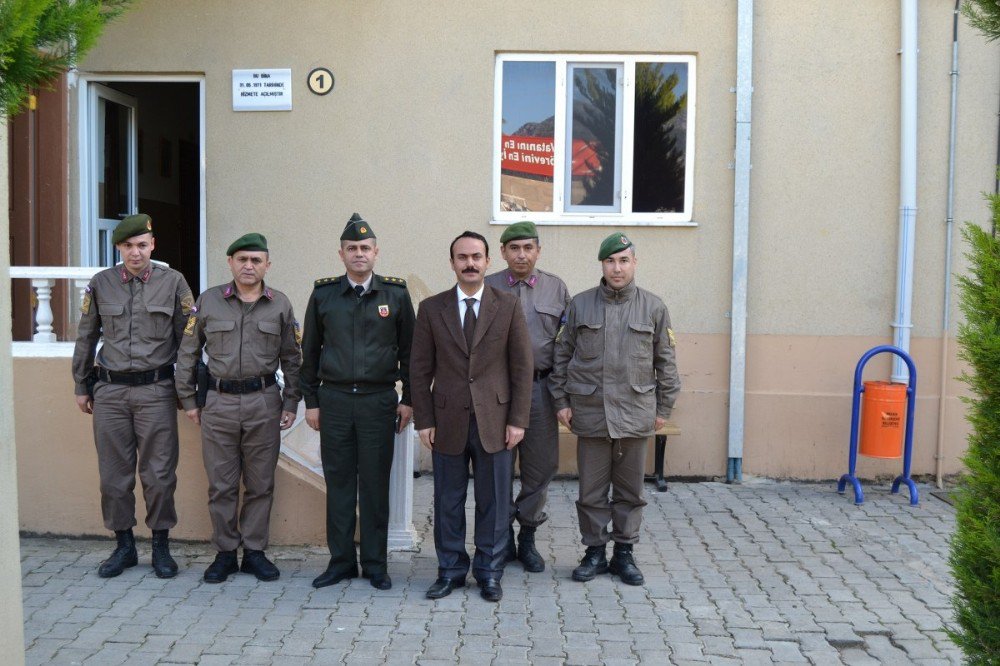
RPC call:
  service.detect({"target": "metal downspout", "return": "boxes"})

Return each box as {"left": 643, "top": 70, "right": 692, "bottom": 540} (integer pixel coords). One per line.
{"left": 891, "top": 0, "right": 919, "bottom": 383}
{"left": 935, "top": 0, "right": 960, "bottom": 490}
{"left": 727, "top": 0, "right": 753, "bottom": 483}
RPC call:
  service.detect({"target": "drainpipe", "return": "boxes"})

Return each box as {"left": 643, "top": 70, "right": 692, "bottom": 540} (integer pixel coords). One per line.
{"left": 935, "top": 0, "right": 960, "bottom": 490}
{"left": 891, "top": 0, "right": 919, "bottom": 383}
{"left": 727, "top": 0, "right": 753, "bottom": 484}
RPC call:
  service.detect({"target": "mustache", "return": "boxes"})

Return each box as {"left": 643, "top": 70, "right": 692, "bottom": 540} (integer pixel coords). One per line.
{"left": 462, "top": 268, "right": 480, "bottom": 274}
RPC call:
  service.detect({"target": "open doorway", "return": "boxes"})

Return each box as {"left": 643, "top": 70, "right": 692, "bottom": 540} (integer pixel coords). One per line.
{"left": 80, "top": 77, "right": 204, "bottom": 295}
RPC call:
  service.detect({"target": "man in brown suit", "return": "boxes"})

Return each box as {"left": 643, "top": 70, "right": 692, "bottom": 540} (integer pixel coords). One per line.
{"left": 410, "top": 231, "right": 533, "bottom": 602}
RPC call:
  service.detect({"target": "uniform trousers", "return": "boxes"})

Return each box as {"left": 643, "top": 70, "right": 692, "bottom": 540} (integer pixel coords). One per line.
{"left": 432, "top": 414, "right": 512, "bottom": 582}
{"left": 318, "top": 385, "right": 397, "bottom": 576}
{"left": 91, "top": 379, "right": 179, "bottom": 531}
{"left": 200, "top": 384, "right": 282, "bottom": 552}
{"left": 576, "top": 436, "right": 649, "bottom": 546}
{"left": 511, "top": 375, "right": 559, "bottom": 527}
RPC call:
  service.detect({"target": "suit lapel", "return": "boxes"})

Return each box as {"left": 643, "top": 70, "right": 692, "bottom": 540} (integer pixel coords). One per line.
{"left": 439, "top": 290, "right": 468, "bottom": 353}
{"left": 472, "top": 286, "right": 498, "bottom": 349}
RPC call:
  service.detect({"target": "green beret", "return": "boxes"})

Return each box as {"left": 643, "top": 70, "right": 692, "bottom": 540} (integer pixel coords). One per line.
{"left": 500, "top": 221, "right": 539, "bottom": 244}
{"left": 227, "top": 232, "right": 268, "bottom": 256}
{"left": 340, "top": 212, "right": 376, "bottom": 241}
{"left": 112, "top": 214, "right": 153, "bottom": 245}
{"left": 598, "top": 231, "right": 634, "bottom": 261}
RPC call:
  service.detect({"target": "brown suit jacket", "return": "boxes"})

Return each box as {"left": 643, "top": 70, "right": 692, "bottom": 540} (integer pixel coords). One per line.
{"left": 410, "top": 284, "right": 533, "bottom": 454}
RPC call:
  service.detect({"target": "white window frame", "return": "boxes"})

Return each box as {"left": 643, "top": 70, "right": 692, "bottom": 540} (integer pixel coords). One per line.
{"left": 492, "top": 53, "right": 696, "bottom": 227}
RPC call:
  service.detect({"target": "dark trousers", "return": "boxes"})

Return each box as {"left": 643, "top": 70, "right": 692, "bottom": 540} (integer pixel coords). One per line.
{"left": 92, "top": 380, "right": 179, "bottom": 531}
{"left": 318, "top": 386, "right": 397, "bottom": 575}
{"left": 511, "top": 375, "right": 559, "bottom": 527}
{"left": 432, "top": 415, "right": 512, "bottom": 582}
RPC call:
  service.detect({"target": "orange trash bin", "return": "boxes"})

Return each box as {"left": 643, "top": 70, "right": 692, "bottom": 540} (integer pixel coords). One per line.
{"left": 859, "top": 381, "right": 907, "bottom": 458}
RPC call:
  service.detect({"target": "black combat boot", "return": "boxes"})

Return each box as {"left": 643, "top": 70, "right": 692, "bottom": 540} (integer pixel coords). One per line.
{"left": 516, "top": 525, "right": 545, "bottom": 572}
{"left": 571, "top": 545, "right": 609, "bottom": 582}
{"left": 151, "top": 529, "right": 178, "bottom": 579}
{"left": 609, "top": 542, "right": 645, "bottom": 586}
{"left": 98, "top": 529, "right": 138, "bottom": 578}
{"left": 241, "top": 549, "right": 280, "bottom": 581}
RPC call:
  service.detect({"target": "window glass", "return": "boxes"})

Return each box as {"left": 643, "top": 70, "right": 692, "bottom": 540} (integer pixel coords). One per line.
{"left": 569, "top": 66, "right": 618, "bottom": 208}
{"left": 500, "top": 61, "right": 555, "bottom": 212}
{"left": 632, "top": 62, "right": 689, "bottom": 213}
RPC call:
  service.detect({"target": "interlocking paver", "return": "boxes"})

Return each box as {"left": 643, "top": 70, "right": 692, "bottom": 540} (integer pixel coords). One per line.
{"left": 20, "top": 478, "right": 964, "bottom": 664}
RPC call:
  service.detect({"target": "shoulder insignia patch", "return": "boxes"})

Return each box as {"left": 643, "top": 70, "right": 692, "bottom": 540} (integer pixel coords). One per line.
{"left": 181, "top": 293, "right": 195, "bottom": 316}
{"left": 667, "top": 328, "right": 677, "bottom": 348}
{"left": 294, "top": 319, "right": 302, "bottom": 347}
{"left": 183, "top": 314, "right": 197, "bottom": 336}
{"left": 81, "top": 286, "right": 92, "bottom": 315}
{"left": 380, "top": 275, "right": 407, "bottom": 287}
{"left": 314, "top": 276, "right": 341, "bottom": 288}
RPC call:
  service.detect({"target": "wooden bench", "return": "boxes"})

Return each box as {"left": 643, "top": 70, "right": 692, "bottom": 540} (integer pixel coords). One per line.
{"left": 558, "top": 421, "right": 681, "bottom": 491}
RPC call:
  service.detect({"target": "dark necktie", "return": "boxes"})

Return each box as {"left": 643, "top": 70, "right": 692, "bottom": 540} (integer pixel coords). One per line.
{"left": 463, "top": 297, "right": 477, "bottom": 349}
{"left": 354, "top": 284, "right": 365, "bottom": 299}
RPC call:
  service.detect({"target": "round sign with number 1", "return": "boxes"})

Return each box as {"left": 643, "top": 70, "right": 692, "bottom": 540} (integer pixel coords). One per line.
{"left": 307, "top": 67, "right": 334, "bottom": 95}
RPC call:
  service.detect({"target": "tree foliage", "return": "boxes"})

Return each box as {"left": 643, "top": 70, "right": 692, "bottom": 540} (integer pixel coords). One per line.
{"left": 963, "top": 0, "right": 1000, "bottom": 42}
{"left": 0, "top": 0, "right": 132, "bottom": 117}
{"left": 950, "top": 205, "right": 1000, "bottom": 664}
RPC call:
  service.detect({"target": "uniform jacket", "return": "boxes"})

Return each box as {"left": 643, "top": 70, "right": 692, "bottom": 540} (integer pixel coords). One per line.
{"left": 175, "top": 281, "right": 302, "bottom": 412}
{"left": 299, "top": 273, "right": 415, "bottom": 407}
{"left": 550, "top": 279, "right": 680, "bottom": 439}
{"left": 410, "top": 284, "right": 533, "bottom": 455}
{"left": 484, "top": 267, "right": 570, "bottom": 372}
{"left": 72, "top": 262, "right": 193, "bottom": 395}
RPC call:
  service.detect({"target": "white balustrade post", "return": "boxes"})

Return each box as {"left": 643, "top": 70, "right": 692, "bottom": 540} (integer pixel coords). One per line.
{"left": 30, "top": 279, "right": 56, "bottom": 343}
{"left": 387, "top": 422, "right": 417, "bottom": 550}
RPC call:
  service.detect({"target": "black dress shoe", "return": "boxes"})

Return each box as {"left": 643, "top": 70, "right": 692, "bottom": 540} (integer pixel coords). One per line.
{"left": 203, "top": 551, "right": 239, "bottom": 584}
{"left": 98, "top": 529, "right": 138, "bottom": 578}
{"left": 363, "top": 572, "right": 392, "bottom": 590}
{"left": 478, "top": 577, "right": 503, "bottom": 602}
{"left": 312, "top": 566, "right": 358, "bottom": 589}
{"left": 241, "top": 549, "right": 280, "bottom": 581}
{"left": 425, "top": 576, "right": 466, "bottom": 599}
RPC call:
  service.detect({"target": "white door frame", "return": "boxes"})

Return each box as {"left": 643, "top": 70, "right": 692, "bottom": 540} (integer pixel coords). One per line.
{"left": 74, "top": 73, "right": 207, "bottom": 292}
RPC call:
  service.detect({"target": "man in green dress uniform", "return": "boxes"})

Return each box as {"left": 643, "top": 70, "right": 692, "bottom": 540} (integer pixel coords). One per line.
{"left": 301, "top": 213, "right": 416, "bottom": 591}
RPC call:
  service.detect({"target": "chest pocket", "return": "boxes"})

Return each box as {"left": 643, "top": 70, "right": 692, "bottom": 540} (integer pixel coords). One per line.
{"left": 628, "top": 322, "right": 655, "bottom": 385}
{"left": 146, "top": 303, "right": 176, "bottom": 340}
{"left": 98, "top": 302, "right": 125, "bottom": 338}
{"left": 205, "top": 320, "right": 236, "bottom": 359}
{"left": 257, "top": 320, "right": 282, "bottom": 357}
{"left": 534, "top": 304, "right": 564, "bottom": 338}
{"left": 575, "top": 323, "right": 604, "bottom": 359}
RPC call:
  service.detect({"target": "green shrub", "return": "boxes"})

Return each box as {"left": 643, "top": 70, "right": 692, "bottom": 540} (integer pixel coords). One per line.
{"left": 0, "top": 0, "right": 132, "bottom": 117}
{"left": 950, "top": 206, "right": 1000, "bottom": 664}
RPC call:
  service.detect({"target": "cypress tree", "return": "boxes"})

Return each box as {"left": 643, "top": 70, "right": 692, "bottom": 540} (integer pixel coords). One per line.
{"left": 949, "top": 203, "right": 1000, "bottom": 664}
{"left": 0, "top": 0, "right": 132, "bottom": 117}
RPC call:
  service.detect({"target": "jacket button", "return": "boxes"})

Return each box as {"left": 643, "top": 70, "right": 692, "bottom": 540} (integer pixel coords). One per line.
{"left": 469, "top": 377, "right": 474, "bottom": 383}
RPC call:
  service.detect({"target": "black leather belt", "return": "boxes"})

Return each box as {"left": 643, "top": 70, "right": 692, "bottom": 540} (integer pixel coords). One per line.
{"left": 210, "top": 374, "right": 277, "bottom": 394}
{"left": 97, "top": 365, "right": 174, "bottom": 385}
{"left": 533, "top": 368, "right": 553, "bottom": 380}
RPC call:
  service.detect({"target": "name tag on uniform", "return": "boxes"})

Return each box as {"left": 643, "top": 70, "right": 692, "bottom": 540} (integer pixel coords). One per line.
{"left": 378, "top": 304, "right": 390, "bottom": 318}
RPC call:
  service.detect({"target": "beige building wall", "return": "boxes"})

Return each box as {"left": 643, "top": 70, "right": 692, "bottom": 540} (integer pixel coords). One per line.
{"left": 23, "top": 0, "right": 991, "bottom": 534}
{"left": 2, "top": 127, "right": 27, "bottom": 661}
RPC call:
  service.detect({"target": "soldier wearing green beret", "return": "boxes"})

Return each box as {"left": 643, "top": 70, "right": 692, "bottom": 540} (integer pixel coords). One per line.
{"left": 175, "top": 233, "right": 301, "bottom": 583}
{"left": 484, "top": 221, "right": 570, "bottom": 572}
{"left": 301, "top": 213, "right": 416, "bottom": 591}
{"left": 72, "top": 214, "right": 195, "bottom": 579}
{"left": 550, "top": 232, "right": 681, "bottom": 586}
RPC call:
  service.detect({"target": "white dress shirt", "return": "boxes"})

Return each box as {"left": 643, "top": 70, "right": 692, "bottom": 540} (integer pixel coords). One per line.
{"left": 456, "top": 284, "right": 484, "bottom": 326}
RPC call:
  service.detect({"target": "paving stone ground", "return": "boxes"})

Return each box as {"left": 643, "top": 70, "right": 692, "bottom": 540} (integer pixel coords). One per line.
{"left": 22, "top": 477, "right": 961, "bottom": 665}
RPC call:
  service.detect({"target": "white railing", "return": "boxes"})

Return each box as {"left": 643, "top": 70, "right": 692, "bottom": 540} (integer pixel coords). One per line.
{"left": 10, "top": 266, "right": 102, "bottom": 356}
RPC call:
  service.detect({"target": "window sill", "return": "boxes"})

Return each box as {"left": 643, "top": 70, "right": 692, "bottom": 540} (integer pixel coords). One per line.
{"left": 490, "top": 218, "right": 698, "bottom": 228}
